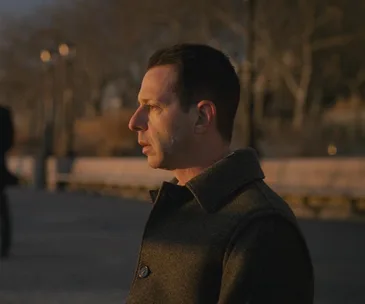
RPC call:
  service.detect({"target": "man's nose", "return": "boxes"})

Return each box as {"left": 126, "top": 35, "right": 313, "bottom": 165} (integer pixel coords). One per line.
{"left": 128, "top": 108, "right": 147, "bottom": 132}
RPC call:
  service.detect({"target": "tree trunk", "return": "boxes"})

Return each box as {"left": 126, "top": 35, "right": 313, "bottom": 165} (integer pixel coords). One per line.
{"left": 230, "top": 64, "right": 250, "bottom": 149}
{"left": 90, "top": 87, "right": 101, "bottom": 117}
{"left": 293, "top": 89, "right": 306, "bottom": 129}
{"left": 253, "top": 73, "right": 266, "bottom": 125}
{"left": 292, "top": 55, "right": 312, "bottom": 129}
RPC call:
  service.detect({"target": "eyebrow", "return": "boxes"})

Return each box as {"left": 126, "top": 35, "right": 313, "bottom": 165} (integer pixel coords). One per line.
{"left": 138, "top": 98, "right": 151, "bottom": 105}
{"left": 138, "top": 98, "right": 162, "bottom": 106}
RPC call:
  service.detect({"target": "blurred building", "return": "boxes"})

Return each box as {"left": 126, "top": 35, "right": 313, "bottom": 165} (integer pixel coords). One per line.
{"left": 323, "top": 97, "right": 365, "bottom": 132}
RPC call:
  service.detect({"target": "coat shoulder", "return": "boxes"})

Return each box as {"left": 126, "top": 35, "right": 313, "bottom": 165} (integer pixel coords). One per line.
{"left": 224, "top": 180, "right": 298, "bottom": 224}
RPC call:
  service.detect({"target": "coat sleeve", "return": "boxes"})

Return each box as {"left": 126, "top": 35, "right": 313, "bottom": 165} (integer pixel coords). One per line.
{"left": 217, "top": 216, "right": 314, "bottom": 304}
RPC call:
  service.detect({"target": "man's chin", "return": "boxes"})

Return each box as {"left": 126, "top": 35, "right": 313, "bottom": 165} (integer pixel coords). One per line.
{"left": 146, "top": 155, "right": 171, "bottom": 170}
{"left": 146, "top": 155, "right": 162, "bottom": 169}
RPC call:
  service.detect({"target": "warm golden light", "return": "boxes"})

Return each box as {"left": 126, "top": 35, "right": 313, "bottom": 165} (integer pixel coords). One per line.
{"left": 327, "top": 144, "right": 337, "bottom": 156}
{"left": 40, "top": 50, "right": 51, "bottom": 62}
{"left": 59, "top": 43, "right": 70, "bottom": 57}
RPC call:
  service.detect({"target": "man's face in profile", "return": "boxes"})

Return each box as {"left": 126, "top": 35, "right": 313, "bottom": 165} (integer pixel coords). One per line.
{"left": 129, "top": 65, "right": 197, "bottom": 170}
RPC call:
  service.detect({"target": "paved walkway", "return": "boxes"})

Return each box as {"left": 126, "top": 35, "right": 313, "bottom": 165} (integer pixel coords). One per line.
{"left": 1, "top": 188, "right": 365, "bottom": 304}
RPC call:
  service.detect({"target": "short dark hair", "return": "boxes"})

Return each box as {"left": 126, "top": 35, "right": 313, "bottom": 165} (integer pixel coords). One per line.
{"left": 147, "top": 43, "right": 240, "bottom": 143}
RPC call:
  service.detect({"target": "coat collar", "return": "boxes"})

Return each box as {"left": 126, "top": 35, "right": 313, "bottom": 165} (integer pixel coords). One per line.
{"left": 149, "top": 148, "right": 265, "bottom": 213}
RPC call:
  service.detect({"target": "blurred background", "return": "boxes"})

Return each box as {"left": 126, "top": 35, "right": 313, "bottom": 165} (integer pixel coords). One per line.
{"left": 1, "top": 1, "right": 365, "bottom": 304}
{"left": 0, "top": 0, "right": 364, "bottom": 158}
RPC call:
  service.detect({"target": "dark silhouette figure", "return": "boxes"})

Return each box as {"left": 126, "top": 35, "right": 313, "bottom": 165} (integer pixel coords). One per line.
{"left": 1, "top": 105, "right": 18, "bottom": 259}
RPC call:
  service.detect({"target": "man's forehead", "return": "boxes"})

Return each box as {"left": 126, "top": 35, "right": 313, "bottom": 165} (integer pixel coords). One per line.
{"left": 140, "top": 65, "right": 177, "bottom": 95}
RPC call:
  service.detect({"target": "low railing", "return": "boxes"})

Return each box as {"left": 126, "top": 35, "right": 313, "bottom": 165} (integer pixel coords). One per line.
{"left": 8, "top": 156, "right": 365, "bottom": 220}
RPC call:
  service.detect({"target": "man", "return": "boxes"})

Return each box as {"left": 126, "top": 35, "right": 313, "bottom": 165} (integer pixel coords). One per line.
{"left": 0, "top": 105, "right": 18, "bottom": 259}
{"left": 127, "top": 44, "right": 314, "bottom": 303}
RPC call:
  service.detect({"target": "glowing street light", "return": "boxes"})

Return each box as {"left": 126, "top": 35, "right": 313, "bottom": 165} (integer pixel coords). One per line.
{"left": 40, "top": 49, "right": 52, "bottom": 63}
{"left": 58, "top": 43, "right": 70, "bottom": 57}
{"left": 58, "top": 43, "right": 76, "bottom": 58}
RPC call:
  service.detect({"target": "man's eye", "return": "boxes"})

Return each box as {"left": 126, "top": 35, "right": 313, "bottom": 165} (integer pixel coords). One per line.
{"left": 146, "top": 104, "right": 160, "bottom": 111}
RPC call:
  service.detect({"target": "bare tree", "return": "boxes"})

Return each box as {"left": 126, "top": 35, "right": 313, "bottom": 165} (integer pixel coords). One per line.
{"left": 214, "top": 0, "right": 365, "bottom": 128}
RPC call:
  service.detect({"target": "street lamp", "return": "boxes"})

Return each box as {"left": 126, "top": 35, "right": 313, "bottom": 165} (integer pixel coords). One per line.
{"left": 55, "top": 42, "right": 76, "bottom": 191}
{"left": 34, "top": 49, "right": 56, "bottom": 189}
{"left": 40, "top": 50, "right": 52, "bottom": 63}
{"left": 58, "top": 43, "right": 70, "bottom": 57}
{"left": 35, "top": 43, "right": 77, "bottom": 190}
{"left": 58, "top": 42, "right": 76, "bottom": 158}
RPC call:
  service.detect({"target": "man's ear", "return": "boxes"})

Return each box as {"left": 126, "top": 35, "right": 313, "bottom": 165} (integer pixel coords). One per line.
{"left": 194, "top": 100, "right": 216, "bottom": 134}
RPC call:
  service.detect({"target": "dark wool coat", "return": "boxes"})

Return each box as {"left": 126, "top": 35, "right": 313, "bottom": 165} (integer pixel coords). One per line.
{"left": 126, "top": 148, "right": 314, "bottom": 304}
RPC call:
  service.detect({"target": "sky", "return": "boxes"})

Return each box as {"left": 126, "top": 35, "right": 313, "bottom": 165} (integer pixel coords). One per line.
{"left": 0, "top": 0, "right": 57, "bottom": 16}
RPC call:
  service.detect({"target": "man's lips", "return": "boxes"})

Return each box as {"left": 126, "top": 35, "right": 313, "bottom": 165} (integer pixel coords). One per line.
{"left": 142, "top": 146, "right": 152, "bottom": 154}
{"left": 139, "top": 142, "right": 152, "bottom": 154}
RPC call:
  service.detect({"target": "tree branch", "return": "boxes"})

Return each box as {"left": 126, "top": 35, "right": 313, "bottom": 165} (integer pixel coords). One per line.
{"left": 255, "top": 28, "right": 300, "bottom": 95}
{"left": 312, "top": 32, "right": 365, "bottom": 51}
{"left": 299, "top": 43, "right": 312, "bottom": 90}
{"left": 299, "top": 0, "right": 316, "bottom": 38}
{"left": 212, "top": 7, "right": 247, "bottom": 39}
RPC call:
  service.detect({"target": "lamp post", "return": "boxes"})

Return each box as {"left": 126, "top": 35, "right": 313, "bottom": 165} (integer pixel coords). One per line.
{"left": 58, "top": 43, "right": 76, "bottom": 157}
{"left": 56, "top": 42, "right": 76, "bottom": 191}
{"left": 34, "top": 49, "right": 56, "bottom": 189}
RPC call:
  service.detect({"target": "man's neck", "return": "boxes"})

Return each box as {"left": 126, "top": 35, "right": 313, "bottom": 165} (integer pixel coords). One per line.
{"left": 173, "top": 146, "right": 231, "bottom": 186}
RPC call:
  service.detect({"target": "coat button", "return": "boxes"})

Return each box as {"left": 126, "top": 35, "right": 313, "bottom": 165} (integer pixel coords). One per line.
{"left": 138, "top": 265, "right": 150, "bottom": 278}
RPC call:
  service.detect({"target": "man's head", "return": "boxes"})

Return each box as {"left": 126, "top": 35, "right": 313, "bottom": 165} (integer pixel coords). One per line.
{"left": 129, "top": 43, "right": 240, "bottom": 170}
